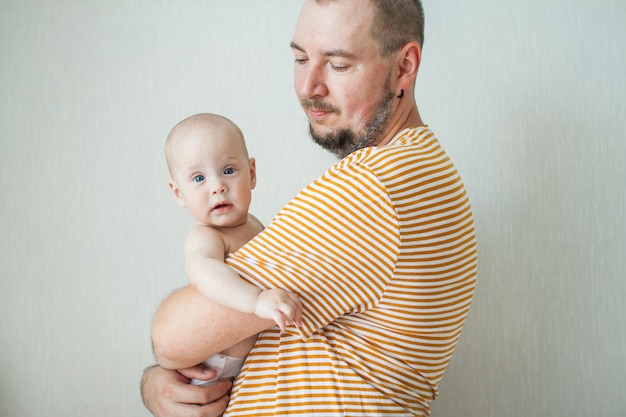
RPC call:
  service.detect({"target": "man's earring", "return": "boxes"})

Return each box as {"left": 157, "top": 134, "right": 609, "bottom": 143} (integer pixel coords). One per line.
{"left": 397, "top": 89, "right": 404, "bottom": 99}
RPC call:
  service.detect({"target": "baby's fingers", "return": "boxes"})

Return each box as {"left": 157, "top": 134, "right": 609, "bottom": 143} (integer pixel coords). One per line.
{"left": 277, "top": 303, "right": 302, "bottom": 329}
{"left": 271, "top": 311, "right": 289, "bottom": 332}
{"left": 292, "top": 308, "right": 303, "bottom": 328}
{"left": 288, "top": 293, "right": 303, "bottom": 327}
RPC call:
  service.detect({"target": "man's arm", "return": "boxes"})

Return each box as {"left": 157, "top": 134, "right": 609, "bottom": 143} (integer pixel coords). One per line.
{"left": 152, "top": 284, "right": 273, "bottom": 370}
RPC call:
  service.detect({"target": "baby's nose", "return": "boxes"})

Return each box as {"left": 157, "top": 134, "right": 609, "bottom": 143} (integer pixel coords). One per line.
{"left": 211, "top": 183, "right": 227, "bottom": 194}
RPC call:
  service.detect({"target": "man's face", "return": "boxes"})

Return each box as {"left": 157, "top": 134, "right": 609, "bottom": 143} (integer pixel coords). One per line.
{"left": 291, "top": 0, "right": 395, "bottom": 158}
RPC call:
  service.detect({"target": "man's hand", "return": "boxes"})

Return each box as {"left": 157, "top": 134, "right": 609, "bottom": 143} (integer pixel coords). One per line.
{"left": 255, "top": 289, "right": 302, "bottom": 331}
{"left": 141, "top": 364, "right": 231, "bottom": 417}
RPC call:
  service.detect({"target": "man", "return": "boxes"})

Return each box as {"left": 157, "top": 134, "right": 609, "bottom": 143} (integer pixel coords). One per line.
{"left": 142, "top": 0, "right": 477, "bottom": 415}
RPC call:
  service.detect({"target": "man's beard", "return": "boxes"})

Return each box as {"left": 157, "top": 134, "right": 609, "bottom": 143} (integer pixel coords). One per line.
{"left": 304, "top": 88, "right": 395, "bottom": 159}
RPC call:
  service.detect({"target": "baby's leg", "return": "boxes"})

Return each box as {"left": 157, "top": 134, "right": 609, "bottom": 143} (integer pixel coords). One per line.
{"left": 221, "top": 334, "right": 257, "bottom": 358}
{"left": 190, "top": 334, "right": 258, "bottom": 386}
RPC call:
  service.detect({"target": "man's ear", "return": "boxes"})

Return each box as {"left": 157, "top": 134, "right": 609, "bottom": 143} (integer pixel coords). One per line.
{"left": 168, "top": 181, "right": 187, "bottom": 208}
{"left": 396, "top": 41, "right": 421, "bottom": 91}
{"left": 248, "top": 158, "right": 257, "bottom": 190}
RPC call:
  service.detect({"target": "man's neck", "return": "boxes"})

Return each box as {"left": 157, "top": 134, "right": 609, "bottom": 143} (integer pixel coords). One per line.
{"left": 377, "top": 103, "right": 423, "bottom": 147}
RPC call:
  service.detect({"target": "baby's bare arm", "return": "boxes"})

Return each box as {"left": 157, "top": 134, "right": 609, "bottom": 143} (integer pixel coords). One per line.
{"left": 184, "top": 223, "right": 301, "bottom": 330}
{"left": 184, "top": 225, "right": 261, "bottom": 314}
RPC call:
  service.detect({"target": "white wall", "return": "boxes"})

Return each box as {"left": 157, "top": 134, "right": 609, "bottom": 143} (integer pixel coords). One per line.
{"left": 0, "top": 1, "right": 624, "bottom": 416}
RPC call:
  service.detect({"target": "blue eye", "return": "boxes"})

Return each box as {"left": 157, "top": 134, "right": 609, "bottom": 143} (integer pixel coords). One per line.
{"left": 192, "top": 175, "right": 205, "bottom": 183}
{"left": 224, "top": 167, "right": 235, "bottom": 175}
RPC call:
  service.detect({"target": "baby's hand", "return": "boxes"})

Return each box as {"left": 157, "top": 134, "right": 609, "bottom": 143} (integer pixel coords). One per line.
{"left": 255, "top": 289, "right": 302, "bottom": 332}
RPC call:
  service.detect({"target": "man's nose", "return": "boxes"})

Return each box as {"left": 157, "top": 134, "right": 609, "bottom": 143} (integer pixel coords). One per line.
{"left": 298, "top": 65, "right": 328, "bottom": 98}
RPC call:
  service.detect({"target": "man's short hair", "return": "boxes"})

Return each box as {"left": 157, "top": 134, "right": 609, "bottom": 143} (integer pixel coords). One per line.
{"left": 371, "top": 0, "right": 425, "bottom": 55}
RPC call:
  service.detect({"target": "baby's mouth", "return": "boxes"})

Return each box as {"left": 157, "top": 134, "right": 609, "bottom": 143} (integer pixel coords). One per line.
{"left": 212, "top": 202, "right": 232, "bottom": 212}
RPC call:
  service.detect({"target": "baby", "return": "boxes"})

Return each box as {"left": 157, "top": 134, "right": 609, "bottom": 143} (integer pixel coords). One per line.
{"left": 164, "top": 113, "right": 302, "bottom": 385}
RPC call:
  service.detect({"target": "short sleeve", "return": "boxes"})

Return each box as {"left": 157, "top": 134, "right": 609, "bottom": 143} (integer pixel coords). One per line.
{"left": 226, "top": 159, "right": 400, "bottom": 339}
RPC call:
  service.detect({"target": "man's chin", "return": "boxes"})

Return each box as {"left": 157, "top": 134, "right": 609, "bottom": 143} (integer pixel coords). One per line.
{"left": 308, "top": 124, "right": 357, "bottom": 158}
{"left": 308, "top": 126, "right": 333, "bottom": 147}
{"left": 308, "top": 121, "right": 330, "bottom": 136}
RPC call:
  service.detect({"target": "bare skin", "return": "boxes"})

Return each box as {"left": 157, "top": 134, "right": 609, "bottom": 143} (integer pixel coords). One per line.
{"left": 152, "top": 285, "right": 272, "bottom": 370}
{"left": 141, "top": 364, "right": 232, "bottom": 417}
{"left": 166, "top": 114, "right": 301, "bottom": 332}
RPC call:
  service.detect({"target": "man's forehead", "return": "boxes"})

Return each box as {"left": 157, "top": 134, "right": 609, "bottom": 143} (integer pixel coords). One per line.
{"left": 292, "top": 0, "right": 376, "bottom": 56}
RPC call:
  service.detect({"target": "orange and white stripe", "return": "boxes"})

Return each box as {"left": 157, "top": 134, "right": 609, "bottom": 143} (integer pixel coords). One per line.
{"left": 226, "top": 126, "right": 477, "bottom": 416}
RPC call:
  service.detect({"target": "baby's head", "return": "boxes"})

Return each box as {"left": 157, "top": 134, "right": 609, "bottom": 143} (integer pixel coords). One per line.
{"left": 165, "top": 113, "right": 256, "bottom": 228}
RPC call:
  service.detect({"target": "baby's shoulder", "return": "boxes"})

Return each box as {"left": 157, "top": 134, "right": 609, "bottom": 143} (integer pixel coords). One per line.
{"left": 186, "top": 222, "right": 224, "bottom": 243}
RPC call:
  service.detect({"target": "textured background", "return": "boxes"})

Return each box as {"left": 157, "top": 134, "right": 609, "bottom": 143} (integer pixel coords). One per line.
{"left": 1, "top": 1, "right": 624, "bottom": 416}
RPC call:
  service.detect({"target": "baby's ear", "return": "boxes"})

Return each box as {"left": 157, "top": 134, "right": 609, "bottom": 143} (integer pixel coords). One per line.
{"left": 168, "top": 181, "right": 187, "bottom": 208}
{"left": 248, "top": 157, "right": 257, "bottom": 189}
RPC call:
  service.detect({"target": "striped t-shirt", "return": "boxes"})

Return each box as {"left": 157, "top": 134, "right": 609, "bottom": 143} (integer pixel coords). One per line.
{"left": 225, "top": 126, "right": 478, "bottom": 416}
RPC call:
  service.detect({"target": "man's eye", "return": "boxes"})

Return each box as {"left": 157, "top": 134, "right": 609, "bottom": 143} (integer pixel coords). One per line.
{"left": 330, "top": 63, "right": 348, "bottom": 72}
{"left": 193, "top": 175, "right": 205, "bottom": 183}
{"left": 224, "top": 168, "right": 235, "bottom": 175}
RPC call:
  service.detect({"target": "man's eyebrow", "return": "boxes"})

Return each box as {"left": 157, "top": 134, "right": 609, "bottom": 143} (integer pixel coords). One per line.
{"left": 323, "top": 49, "right": 357, "bottom": 59}
{"left": 290, "top": 41, "right": 304, "bottom": 52}
{"left": 290, "top": 41, "right": 357, "bottom": 59}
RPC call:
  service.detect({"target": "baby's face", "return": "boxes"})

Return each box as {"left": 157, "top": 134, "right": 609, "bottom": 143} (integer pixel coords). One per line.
{"left": 169, "top": 129, "right": 255, "bottom": 228}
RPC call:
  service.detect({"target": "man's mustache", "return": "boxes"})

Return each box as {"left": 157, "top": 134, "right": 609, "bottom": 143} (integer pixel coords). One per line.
{"left": 300, "top": 99, "right": 338, "bottom": 113}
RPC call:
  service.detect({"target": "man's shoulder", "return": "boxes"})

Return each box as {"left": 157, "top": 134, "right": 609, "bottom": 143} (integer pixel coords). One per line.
{"left": 388, "top": 125, "right": 437, "bottom": 148}
{"left": 329, "top": 126, "right": 437, "bottom": 175}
